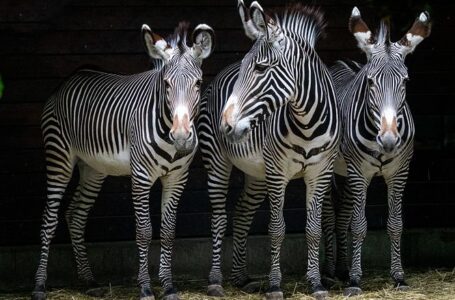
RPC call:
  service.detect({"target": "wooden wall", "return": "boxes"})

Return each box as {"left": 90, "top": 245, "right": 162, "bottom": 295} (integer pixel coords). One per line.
{"left": 0, "top": 0, "right": 453, "bottom": 246}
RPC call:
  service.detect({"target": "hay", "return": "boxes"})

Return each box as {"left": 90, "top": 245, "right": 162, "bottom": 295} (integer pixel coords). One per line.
{"left": 1, "top": 269, "right": 454, "bottom": 300}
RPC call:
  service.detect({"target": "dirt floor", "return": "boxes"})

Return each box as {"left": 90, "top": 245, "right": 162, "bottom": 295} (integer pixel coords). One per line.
{"left": 2, "top": 269, "right": 454, "bottom": 300}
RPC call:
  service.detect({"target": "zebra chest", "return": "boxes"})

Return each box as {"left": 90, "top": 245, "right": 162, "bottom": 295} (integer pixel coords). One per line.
{"left": 230, "top": 153, "right": 266, "bottom": 179}
{"left": 77, "top": 149, "right": 131, "bottom": 176}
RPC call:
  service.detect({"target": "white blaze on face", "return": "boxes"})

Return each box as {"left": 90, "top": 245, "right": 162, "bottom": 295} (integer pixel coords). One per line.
{"left": 171, "top": 105, "right": 191, "bottom": 137}
{"left": 222, "top": 94, "right": 240, "bottom": 127}
{"left": 380, "top": 107, "right": 398, "bottom": 137}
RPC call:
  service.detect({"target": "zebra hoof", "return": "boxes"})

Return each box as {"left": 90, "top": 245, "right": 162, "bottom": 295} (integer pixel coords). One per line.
{"left": 162, "top": 293, "right": 180, "bottom": 300}
{"left": 31, "top": 291, "right": 46, "bottom": 300}
{"left": 311, "top": 284, "right": 328, "bottom": 299}
{"left": 235, "top": 278, "right": 262, "bottom": 293}
{"left": 394, "top": 281, "right": 410, "bottom": 291}
{"left": 86, "top": 286, "right": 108, "bottom": 297}
{"left": 140, "top": 286, "right": 155, "bottom": 300}
{"left": 343, "top": 286, "right": 362, "bottom": 297}
{"left": 207, "top": 284, "right": 224, "bottom": 297}
{"left": 312, "top": 290, "right": 328, "bottom": 300}
{"left": 265, "top": 291, "right": 284, "bottom": 300}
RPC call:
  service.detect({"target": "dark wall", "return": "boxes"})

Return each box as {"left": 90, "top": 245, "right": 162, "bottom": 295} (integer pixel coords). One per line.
{"left": 0, "top": 0, "right": 453, "bottom": 246}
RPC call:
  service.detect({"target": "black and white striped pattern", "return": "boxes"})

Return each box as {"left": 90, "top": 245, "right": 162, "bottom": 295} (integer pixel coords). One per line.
{"left": 198, "top": 2, "right": 340, "bottom": 299}
{"left": 322, "top": 7, "right": 431, "bottom": 296}
{"left": 32, "top": 22, "right": 214, "bottom": 300}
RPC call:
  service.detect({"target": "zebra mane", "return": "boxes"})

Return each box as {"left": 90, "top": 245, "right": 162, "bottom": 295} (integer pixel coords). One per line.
{"left": 275, "top": 3, "right": 326, "bottom": 48}
{"left": 330, "top": 60, "right": 363, "bottom": 92}
{"left": 147, "top": 22, "right": 190, "bottom": 70}
{"left": 166, "top": 21, "right": 190, "bottom": 53}
{"left": 376, "top": 19, "right": 391, "bottom": 45}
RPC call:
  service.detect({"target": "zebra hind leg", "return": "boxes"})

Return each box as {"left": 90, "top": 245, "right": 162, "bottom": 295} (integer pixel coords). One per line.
{"left": 32, "top": 142, "right": 76, "bottom": 300}
{"left": 66, "top": 163, "right": 107, "bottom": 297}
{"left": 334, "top": 179, "right": 353, "bottom": 283}
{"left": 321, "top": 185, "right": 337, "bottom": 289}
{"left": 231, "top": 175, "right": 266, "bottom": 293}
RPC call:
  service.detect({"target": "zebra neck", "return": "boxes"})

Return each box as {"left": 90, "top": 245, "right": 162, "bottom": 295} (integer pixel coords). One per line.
{"left": 357, "top": 89, "right": 378, "bottom": 141}
{"left": 144, "top": 72, "right": 173, "bottom": 139}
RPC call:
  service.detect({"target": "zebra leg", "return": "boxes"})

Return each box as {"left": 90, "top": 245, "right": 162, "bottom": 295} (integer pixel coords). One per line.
{"left": 32, "top": 145, "right": 76, "bottom": 300}
{"left": 304, "top": 170, "right": 332, "bottom": 299}
{"left": 132, "top": 173, "right": 156, "bottom": 300}
{"left": 343, "top": 172, "right": 370, "bottom": 297}
{"left": 321, "top": 184, "right": 336, "bottom": 287}
{"left": 158, "top": 172, "right": 189, "bottom": 300}
{"left": 231, "top": 175, "right": 267, "bottom": 293}
{"left": 66, "top": 163, "right": 107, "bottom": 297}
{"left": 206, "top": 159, "right": 232, "bottom": 297}
{"left": 385, "top": 169, "right": 409, "bottom": 290}
{"left": 265, "top": 176, "right": 288, "bottom": 300}
{"left": 335, "top": 179, "right": 353, "bottom": 282}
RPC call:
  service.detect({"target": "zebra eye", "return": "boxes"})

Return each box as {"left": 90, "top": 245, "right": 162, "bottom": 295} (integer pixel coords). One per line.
{"left": 164, "top": 79, "right": 171, "bottom": 90}
{"left": 195, "top": 80, "right": 203, "bottom": 89}
{"left": 254, "top": 63, "right": 269, "bottom": 73}
{"left": 403, "top": 77, "right": 410, "bottom": 83}
{"left": 367, "top": 77, "right": 374, "bottom": 87}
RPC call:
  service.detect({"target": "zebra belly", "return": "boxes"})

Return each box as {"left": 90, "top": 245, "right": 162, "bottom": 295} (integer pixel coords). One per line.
{"left": 76, "top": 149, "right": 131, "bottom": 176}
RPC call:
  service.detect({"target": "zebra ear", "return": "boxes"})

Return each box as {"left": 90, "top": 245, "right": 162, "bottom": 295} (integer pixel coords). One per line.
{"left": 250, "top": 1, "right": 270, "bottom": 39}
{"left": 349, "top": 7, "right": 375, "bottom": 57}
{"left": 395, "top": 11, "right": 431, "bottom": 57}
{"left": 142, "top": 24, "right": 172, "bottom": 61}
{"left": 192, "top": 24, "right": 215, "bottom": 61}
{"left": 238, "top": 0, "right": 259, "bottom": 40}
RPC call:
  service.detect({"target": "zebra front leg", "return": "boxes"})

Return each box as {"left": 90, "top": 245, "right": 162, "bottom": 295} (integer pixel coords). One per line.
{"left": 343, "top": 172, "right": 370, "bottom": 297}
{"left": 132, "top": 173, "right": 155, "bottom": 300}
{"left": 231, "top": 175, "right": 267, "bottom": 293}
{"left": 265, "top": 176, "right": 288, "bottom": 300}
{"left": 66, "top": 163, "right": 107, "bottom": 296}
{"left": 158, "top": 172, "right": 189, "bottom": 300}
{"left": 32, "top": 148, "right": 75, "bottom": 300}
{"left": 385, "top": 169, "right": 409, "bottom": 290}
{"left": 206, "top": 160, "right": 232, "bottom": 297}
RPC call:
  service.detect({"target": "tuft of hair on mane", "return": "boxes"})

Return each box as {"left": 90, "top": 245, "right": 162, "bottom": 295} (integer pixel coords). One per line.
{"left": 167, "top": 21, "right": 190, "bottom": 52}
{"left": 277, "top": 2, "right": 326, "bottom": 46}
{"left": 376, "top": 18, "right": 391, "bottom": 45}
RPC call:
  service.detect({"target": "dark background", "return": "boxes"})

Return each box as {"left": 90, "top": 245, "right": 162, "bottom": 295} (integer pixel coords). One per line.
{"left": 0, "top": 0, "right": 454, "bottom": 246}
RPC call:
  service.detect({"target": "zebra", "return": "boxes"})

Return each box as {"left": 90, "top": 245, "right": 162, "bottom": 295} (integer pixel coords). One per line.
{"left": 198, "top": 1, "right": 340, "bottom": 299}
{"left": 322, "top": 7, "right": 431, "bottom": 296}
{"left": 31, "top": 22, "right": 214, "bottom": 300}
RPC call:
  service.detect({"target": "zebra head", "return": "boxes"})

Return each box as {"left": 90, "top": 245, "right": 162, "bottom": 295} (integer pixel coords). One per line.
{"left": 350, "top": 7, "right": 431, "bottom": 153}
{"left": 142, "top": 22, "right": 215, "bottom": 152}
{"left": 221, "top": 0, "right": 325, "bottom": 143}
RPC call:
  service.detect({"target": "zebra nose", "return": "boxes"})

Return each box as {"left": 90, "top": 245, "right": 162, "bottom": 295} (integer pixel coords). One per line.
{"left": 378, "top": 132, "right": 399, "bottom": 153}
